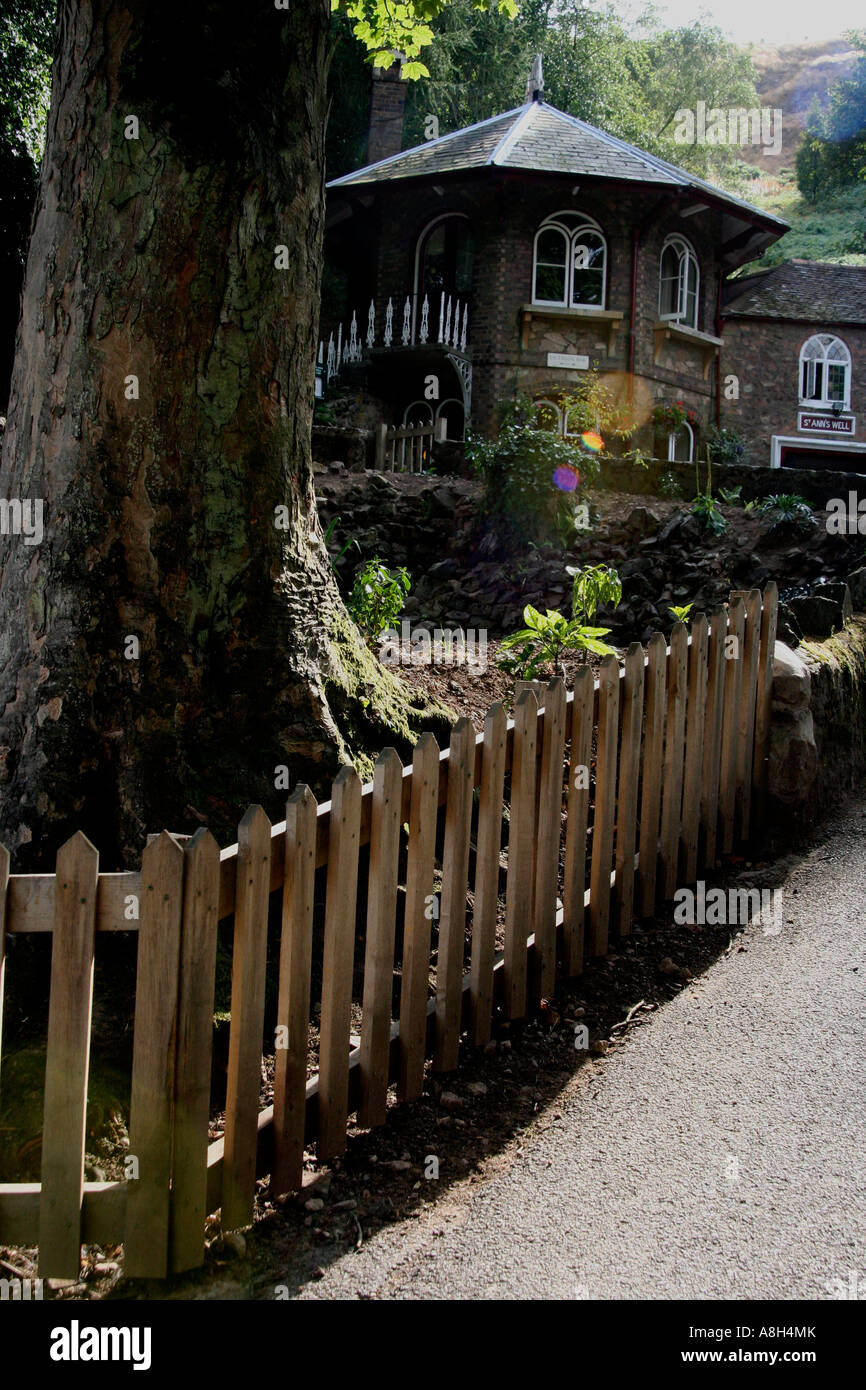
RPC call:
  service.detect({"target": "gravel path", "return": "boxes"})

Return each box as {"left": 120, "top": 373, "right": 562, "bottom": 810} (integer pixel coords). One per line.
{"left": 299, "top": 808, "right": 866, "bottom": 1300}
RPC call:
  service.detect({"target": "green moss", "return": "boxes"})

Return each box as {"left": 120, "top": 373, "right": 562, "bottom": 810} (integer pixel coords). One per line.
{"left": 800, "top": 619, "right": 866, "bottom": 685}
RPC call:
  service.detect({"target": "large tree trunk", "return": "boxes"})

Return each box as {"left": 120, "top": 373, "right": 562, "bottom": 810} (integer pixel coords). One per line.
{"left": 0, "top": 1, "right": 445, "bottom": 868}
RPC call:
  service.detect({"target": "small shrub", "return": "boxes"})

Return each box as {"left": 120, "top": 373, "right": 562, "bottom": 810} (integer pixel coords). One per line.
{"left": 498, "top": 562, "right": 623, "bottom": 678}
{"left": 706, "top": 426, "right": 747, "bottom": 466}
{"left": 668, "top": 602, "right": 694, "bottom": 623}
{"left": 348, "top": 558, "right": 410, "bottom": 640}
{"left": 659, "top": 470, "right": 683, "bottom": 499}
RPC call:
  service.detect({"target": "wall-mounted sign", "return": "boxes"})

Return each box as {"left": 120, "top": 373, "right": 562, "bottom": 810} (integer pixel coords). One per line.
{"left": 547, "top": 352, "right": 589, "bottom": 370}
{"left": 798, "top": 412, "right": 855, "bottom": 435}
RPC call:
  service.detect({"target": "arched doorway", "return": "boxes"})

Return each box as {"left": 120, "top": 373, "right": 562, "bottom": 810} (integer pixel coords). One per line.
{"left": 415, "top": 214, "right": 474, "bottom": 325}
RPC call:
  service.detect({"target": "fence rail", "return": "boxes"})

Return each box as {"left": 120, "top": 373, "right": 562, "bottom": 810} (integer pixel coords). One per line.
{"left": 0, "top": 584, "right": 778, "bottom": 1278}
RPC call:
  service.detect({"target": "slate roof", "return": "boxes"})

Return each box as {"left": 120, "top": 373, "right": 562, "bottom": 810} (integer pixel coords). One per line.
{"left": 328, "top": 98, "right": 787, "bottom": 231}
{"left": 723, "top": 260, "right": 866, "bottom": 323}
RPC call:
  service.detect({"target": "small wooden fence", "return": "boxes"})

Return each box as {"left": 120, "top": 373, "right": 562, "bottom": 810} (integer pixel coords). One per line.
{"left": 376, "top": 418, "right": 447, "bottom": 472}
{"left": 0, "top": 585, "right": 778, "bottom": 1279}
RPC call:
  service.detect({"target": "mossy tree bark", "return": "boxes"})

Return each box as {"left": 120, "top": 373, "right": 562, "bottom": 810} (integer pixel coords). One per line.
{"left": 0, "top": 0, "right": 445, "bottom": 868}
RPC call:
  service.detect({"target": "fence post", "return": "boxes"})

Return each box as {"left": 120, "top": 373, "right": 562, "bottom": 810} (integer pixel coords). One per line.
{"left": 720, "top": 596, "right": 746, "bottom": 854}
{"left": 125, "top": 832, "right": 185, "bottom": 1279}
{"left": 659, "top": 622, "right": 688, "bottom": 900}
{"left": 587, "top": 654, "right": 620, "bottom": 955}
{"left": 533, "top": 678, "right": 567, "bottom": 998}
{"left": 359, "top": 751, "right": 403, "bottom": 1126}
{"left": 470, "top": 704, "right": 507, "bottom": 1044}
{"left": 614, "top": 643, "right": 645, "bottom": 936}
{"left": 752, "top": 582, "right": 779, "bottom": 817}
{"left": 38, "top": 833, "right": 99, "bottom": 1279}
{"left": 398, "top": 734, "right": 440, "bottom": 1101}
{"left": 318, "top": 769, "right": 363, "bottom": 1161}
{"left": 563, "top": 667, "right": 594, "bottom": 975}
{"left": 504, "top": 689, "right": 538, "bottom": 1016}
{"left": 435, "top": 719, "right": 476, "bottom": 1072}
{"left": 170, "top": 828, "right": 221, "bottom": 1274}
{"left": 638, "top": 632, "right": 667, "bottom": 917}
{"left": 272, "top": 785, "right": 318, "bottom": 1195}
{"left": 681, "top": 613, "right": 709, "bottom": 884}
{"left": 376, "top": 421, "right": 388, "bottom": 471}
{"left": 223, "top": 806, "right": 272, "bottom": 1229}
{"left": 700, "top": 605, "right": 727, "bottom": 868}
{"left": 733, "top": 589, "right": 762, "bottom": 841}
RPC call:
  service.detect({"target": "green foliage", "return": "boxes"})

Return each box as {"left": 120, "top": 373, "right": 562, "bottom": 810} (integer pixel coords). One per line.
{"left": 468, "top": 395, "right": 601, "bottom": 544}
{"left": 794, "top": 31, "right": 866, "bottom": 200}
{"left": 568, "top": 562, "right": 622, "bottom": 625}
{"left": 691, "top": 491, "right": 726, "bottom": 535}
{"left": 659, "top": 470, "right": 683, "bottom": 500}
{"left": 0, "top": 0, "right": 55, "bottom": 164}
{"left": 499, "top": 559, "right": 622, "bottom": 677}
{"left": 499, "top": 604, "right": 617, "bottom": 678}
{"left": 668, "top": 602, "right": 694, "bottom": 624}
{"left": 347, "top": 557, "right": 411, "bottom": 638}
{"left": 757, "top": 494, "right": 817, "bottom": 532}
{"left": 334, "top": 0, "right": 517, "bottom": 78}
{"left": 718, "top": 484, "right": 742, "bottom": 505}
{"left": 652, "top": 400, "right": 699, "bottom": 432}
{"left": 707, "top": 426, "right": 746, "bottom": 466}
{"left": 323, "top": 515, "right": 361, "bottom": 570}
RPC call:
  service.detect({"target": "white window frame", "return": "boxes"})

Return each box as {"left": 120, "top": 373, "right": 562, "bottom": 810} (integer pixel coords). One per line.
{"left": 658, "top": 234, "right": 700, "bottom": 329}
{"left": 798, "top": 333, "right": 852, "bottom": 410}
{"left": 667, "top": 420, "right": 694, "bottom": 463}
{"left": 435, "top": 397, "right": 465, "bottom": 442}
{"left": 532, "top": 212, "right": 607, "bottom": 310}
{"left": 533, "top": 398, "right": 563, "bottom": 433}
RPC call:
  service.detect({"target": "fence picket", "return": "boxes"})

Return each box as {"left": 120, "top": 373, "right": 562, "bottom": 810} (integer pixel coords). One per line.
{"left": 435, "top": 719, "right": 476, "bottom": 1072}
{"left": 681, "top": 614, "right": 709, "bottom": 884}
{"left": 398, "top": 733, "right": 440, "bottom": 1101}
{"left": 38, "top": 832, "right": 99, "bottom": 1279}
{"left": 753, "top": 582, "right": 779, "bottom": 813}
{"left": 587, "top": 655, "right": 619, "bottom": 956}
{"left": 720, "top": 597, "right": 746, "bottom": 854}
{"left": 638, "top": 632, "right": 667, "bottom": 917}
{"left": 170, "top": 829, "right": 221, "bottom": 1273}
{"left": 533, "top": 678, "right": 567, "bottom": 997}
{"left": 470, "top": 704, "right": 507, "bottom": 1045}
{"left": 563, "top": 667, "right": 594, "bottom": 976}
{"left": 318, "top": 768, "right": 363, "bottom": 1161}
{"left": 504, "top": 689, "right": 538, "bottom": 1016}
{"left": 660, "top": 622, "right": 688, "bottom": 900}
{"left": 222, "top": 806, "right": 272, "bottom": 1229}
{"left": 614, "top": 644, "right": 645, "bottom": 936}
{"left": 359, "top": 750, "right": 403, "bottom": 1125}
{"left": 272, "top": 785, "right": 318, "bottom": 1196}
{"left": 734, "top": 589, "right": 762, "bottom": 840}
{"left": 700, "top": 605, "right": 727, "bottom": 867}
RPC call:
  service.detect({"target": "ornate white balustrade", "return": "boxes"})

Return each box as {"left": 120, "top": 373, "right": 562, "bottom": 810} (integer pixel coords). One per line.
{"left": 321, "top": 291, "right": 470, "bottom": 384}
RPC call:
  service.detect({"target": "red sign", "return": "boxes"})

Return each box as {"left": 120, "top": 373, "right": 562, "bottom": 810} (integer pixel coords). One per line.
{"left": 798, "top": 412, "right": 855, "bottom": 435}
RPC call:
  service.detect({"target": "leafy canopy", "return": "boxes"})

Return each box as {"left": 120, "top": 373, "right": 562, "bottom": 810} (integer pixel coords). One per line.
{"left": 333, "top": 0, "right": 518, "bottom": 79}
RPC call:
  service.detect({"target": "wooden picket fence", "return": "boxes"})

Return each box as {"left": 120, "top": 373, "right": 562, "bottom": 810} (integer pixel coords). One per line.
{"left": 376, "top": 417, "right": 447, "bottom": 472}
{"left": 0, "top": 585, "right": 778, "bottom": 1280}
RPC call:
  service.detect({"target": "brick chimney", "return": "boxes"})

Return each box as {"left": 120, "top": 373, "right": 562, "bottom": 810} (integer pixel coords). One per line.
{"left": 367, "top": 60, "right": 407, "bottom": 164}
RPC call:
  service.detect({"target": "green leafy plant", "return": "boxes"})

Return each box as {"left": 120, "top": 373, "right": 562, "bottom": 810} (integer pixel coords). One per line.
{"left": 498, "top": 605, "right": 617, "bottom": 679}
{"left": 568, "top": 562, "right": 623, "bottom": 625}
{"left": 706, "top": 426, "right": 747, "bottom": 466}
{"left": 652, "top": 400, "right": 700, "bottom": 432}
{"left": 718, "top": 484, "right": 742, "bottom": 505}
{"left": 323, "top": 515, "right": 360, "bottom": 570}
{"left": 668, "top": 602, "right": 694, "bottom": 623}
{"left": 499, "top": 562, "right": 622, "bottom": 678}
{"left": 690, "top": 448, "right": 727, "bottom": 535}
{"left": 347, "top": 557, "right": 410, "bottom": 640}
{"left": 659, "top": 470, "right": 683, "bottom": 499}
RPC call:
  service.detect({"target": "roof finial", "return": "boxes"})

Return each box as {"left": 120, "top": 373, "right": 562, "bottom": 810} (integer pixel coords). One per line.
{"left": 525, "top": 53, "right": 544, "bottom": 104}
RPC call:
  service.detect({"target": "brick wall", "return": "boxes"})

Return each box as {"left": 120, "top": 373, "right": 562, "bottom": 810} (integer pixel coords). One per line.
{"left": 721, "top": 318, "right": 866, "bottom": 468}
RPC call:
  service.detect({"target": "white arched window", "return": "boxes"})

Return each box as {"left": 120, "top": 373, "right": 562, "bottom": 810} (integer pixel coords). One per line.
{"left": 659, "top": 235, "right": 699, "bottom": 329}
{"left": 435, "top": 398, "right": 465, "bottom": 442}
{"left": 799, "top": 334, "right": 851, "bottom": 409}
{"left": 402, "top": 401, "right": 434, "bottom": 428}
{"left": 532, "top": 212, "right": 606, "bottom": 309}
{"left": 667, "top": 421, "right": 694, "bottom": 463}
{"left": 534, "top": 399, "right": 563, "bottom": 432}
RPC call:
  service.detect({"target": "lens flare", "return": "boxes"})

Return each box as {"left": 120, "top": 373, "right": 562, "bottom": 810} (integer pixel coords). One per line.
{"left": 580, "top": 431, "right": 604, "bottom": 453}
{"left": 553, "top": 465, "right": 580, "bottom": 493}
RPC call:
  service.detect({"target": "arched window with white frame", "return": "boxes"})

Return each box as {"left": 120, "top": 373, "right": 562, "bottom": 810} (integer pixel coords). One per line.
{"left": 534, "top": 399, "right": 563, "bottom": 432}
{"left": 659, "top": 235, "right": 700, "bottom": 329}
{"left": 799, "top": 333, "right": 851, "bottom": 409}
{"left": 532, "top": 212, "right": 606, "bottom": 308}
{"left": 667, "top": 420, "right": 694, "bottom": 463}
